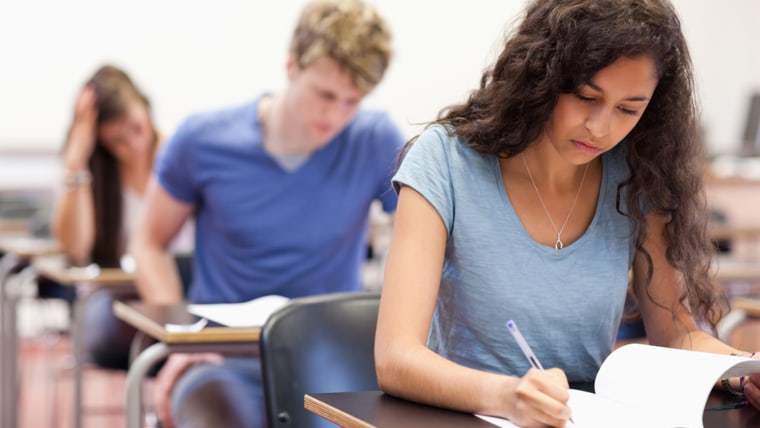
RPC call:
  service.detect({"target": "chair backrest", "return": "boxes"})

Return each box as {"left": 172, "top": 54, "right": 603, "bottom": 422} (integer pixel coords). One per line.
{"left": 260, "top": 291, "right": 381, "bottom": 428}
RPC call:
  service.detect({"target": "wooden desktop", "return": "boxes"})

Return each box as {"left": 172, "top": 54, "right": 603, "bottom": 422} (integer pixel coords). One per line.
{"left": 305, "top": 389, "right": 760, "bottom": 428}
{"left": 112, "top": 300, "right": 261, "bottom": 428}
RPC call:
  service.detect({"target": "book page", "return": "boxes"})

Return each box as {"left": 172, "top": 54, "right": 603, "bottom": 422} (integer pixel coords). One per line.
{"left": 474, "top": 413, "right": 520, "bottom": 427}
{"left": 594, "top": 344, "right": 760, "bottom": 428}
{"left": 475, "top": 389, "right": 664, "bottom": 428}
{"left": 186, "top": 295, "right": 290, "bottom": 327}
{"left": 475, "top": 344, "right": 760, "bottom": 427}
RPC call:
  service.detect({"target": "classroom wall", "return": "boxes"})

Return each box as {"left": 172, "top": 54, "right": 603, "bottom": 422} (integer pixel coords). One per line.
{"left": 0, "top": 0, "right": 758, "bottom": 156}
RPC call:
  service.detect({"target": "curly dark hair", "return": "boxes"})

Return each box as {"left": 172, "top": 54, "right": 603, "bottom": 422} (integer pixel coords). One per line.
{"left": 419, "top": 0, "right": 725, "bottom": 330}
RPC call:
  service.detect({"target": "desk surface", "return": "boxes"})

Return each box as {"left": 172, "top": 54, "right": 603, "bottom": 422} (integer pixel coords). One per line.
{"left": 709, "top": 224, "right": 760, "bottom": 241}
{"left": 0, "top": 219, "right": 30, "bottom": 235}
{"left": 113, "top": 300, "right": 261, "bottom": 344}
{"left": 32, "top": 256, "right": 134, "bottom": 286}
{"left": 0, "top": 236, "right": 59, "bottom": 258}
{"left": 714, "top": 256, "right": 760, "bottom": 282}
{"left": 305, "top": 391, "right": 495, "bottom": 428}
{"left": 305, "top": 390, "right": 760, "bottom": 428}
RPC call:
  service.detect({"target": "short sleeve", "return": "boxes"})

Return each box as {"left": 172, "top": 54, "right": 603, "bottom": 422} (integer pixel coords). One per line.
{"left": 154, "top": 119, "right": 199, "bottom": 204}
{"left": 392, "top": 126, "right": 455, "bottom": 233}
{"left": 370, "top": 113, "right": 406, "bottom": 213}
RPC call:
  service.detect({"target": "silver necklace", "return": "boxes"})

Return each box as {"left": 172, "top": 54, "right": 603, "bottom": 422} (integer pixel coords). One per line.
{"left": 520, "top": 153, "right": 589, "bottom": 250}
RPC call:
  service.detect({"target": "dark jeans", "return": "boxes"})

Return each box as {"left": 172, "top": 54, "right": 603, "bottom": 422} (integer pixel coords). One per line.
{"left": 43, "top": 253, "right": 194, "bottom": 371}
{"left": 81, "top": 288, "right": 139, "bottom": 370}
{"left": 171, "top": 356, "right": 266, "bottom": 428}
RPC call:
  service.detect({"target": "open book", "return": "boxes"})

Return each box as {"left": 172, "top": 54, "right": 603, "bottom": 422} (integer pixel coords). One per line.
{"left": 476, "top": 344, "right": 760, "bottom": 428}
{"left": 185, "top": 295, "right": 290, "bottom": 328}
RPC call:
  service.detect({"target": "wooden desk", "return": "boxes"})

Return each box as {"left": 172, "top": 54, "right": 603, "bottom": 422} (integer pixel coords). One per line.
{"left": 713, "top": 256, "right": 760, "bottom": 283}
{"left": 31, "top": 255, "right": 134, "bottom": 428}
{"left": 113, "top": 301, "right": 261, "bottom": 428}
{"left": 709, "top": 224, "right": 760, "bottom": 242}
{"left": 33, "top": 256, "right": 134, "bottom": 286}
{"left": 305, "top": 390, "right": 760, "bottom": 428}
{"left": 706, "top": 175, "right": 760, "bottom": 261}
{"left": 0, "top": 237, "right": 60, "bottom": 428}
{"left": 305, "top": 391, "right": 494, "bottom": 427}
{"left": 0, "top": 219, "right": 30, "bottom": 235}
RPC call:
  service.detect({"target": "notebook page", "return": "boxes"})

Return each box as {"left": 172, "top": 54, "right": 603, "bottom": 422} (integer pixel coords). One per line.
{"left": 186, "top": 295, "right": 290, "bottom": 327}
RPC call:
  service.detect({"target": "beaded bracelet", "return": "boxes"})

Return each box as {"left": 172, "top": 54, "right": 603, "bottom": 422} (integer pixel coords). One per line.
{"left": 730, "top": 352, "right": 757, "bottom": 358}
{"left": 721, "top": 376, "right": 746, "bottom": 398}
{"left": 721, "top": 352, "right": 758, "bottom": 398}
{"left": 63, "top": 170, "right": 92, "bottom": 189}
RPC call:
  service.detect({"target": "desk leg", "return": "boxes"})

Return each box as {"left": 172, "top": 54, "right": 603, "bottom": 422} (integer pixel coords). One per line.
{"left": 71, "top": 285, "right": 105, "bottom": 428}
{"left": 0, "top": 253, "right": 21, "bottom": 428}
{"left": 71, "top": 286, "right": 86, "bottom": 428}
{"left": 126, "top": 342, "right": 170, "bottom": 428}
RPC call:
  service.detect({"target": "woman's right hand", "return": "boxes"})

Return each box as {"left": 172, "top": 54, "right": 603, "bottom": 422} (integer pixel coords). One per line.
{"left": 506, "top": 367, "right": 572, "bottom": 428}
{"left": 64, "top": 85, "right": 98, "bottom": 170}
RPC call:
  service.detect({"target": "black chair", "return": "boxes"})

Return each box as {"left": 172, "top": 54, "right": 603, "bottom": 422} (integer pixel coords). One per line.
{"left": 260, "top": 291, "right": 381, "bottom": 428}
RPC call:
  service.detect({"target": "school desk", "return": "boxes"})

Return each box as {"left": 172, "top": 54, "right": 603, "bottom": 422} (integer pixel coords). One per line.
{"left": 0, "top": 236, "right": 60, "bottom": 428}
{"left": 112, "top": 300, "right": 261, "bottom": 428}
{"left": 305, "top": 389, "right": 760, "bottom": 428}
{"left": 32, "top": 255, "right": 134, "bottom": 428}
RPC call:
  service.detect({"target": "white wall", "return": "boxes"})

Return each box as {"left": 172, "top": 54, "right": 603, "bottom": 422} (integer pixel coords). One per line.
{"left": 0, "top": 1, "right": 757, "bottom": 155}
{"left": 675, "top": 0, "right": 760, "bottom": 154}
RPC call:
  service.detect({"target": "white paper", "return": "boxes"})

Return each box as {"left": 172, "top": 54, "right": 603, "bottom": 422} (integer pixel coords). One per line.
{"left": 475, "top": 414, "right": 520, "bottom": 427}
{"left": 474, "top": 344, "right": 760, "bottom": 428}
{"left": 186, "top": 295, "right": 290, "bottom": 328}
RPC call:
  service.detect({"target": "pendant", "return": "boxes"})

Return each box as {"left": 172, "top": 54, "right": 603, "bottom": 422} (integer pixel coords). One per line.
{"left": 554, "top": 238, "right": 564, "bottom": 250}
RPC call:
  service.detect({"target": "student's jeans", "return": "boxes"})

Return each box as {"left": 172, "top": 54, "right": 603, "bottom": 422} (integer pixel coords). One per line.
{"left": 82, "top": 288, "right": 138, "bottom": 370}
{"left": 171, "top": 356, "right": 265, "bottom": 428}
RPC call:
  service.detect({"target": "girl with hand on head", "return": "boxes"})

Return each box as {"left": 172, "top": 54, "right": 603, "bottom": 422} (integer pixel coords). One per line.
{"left": 374, "top": 1, "right": 760, "bottom": 427}
{"left": 55, "top": 65, "right": 157, "bottom": 269}
{"left": 52, "top": 65, "right": 192, "bottom": 370}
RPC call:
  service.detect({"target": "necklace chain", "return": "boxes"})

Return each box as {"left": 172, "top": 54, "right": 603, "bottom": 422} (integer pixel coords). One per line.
{"left": 520, "top": 153, "right": 589, "bottom": 250}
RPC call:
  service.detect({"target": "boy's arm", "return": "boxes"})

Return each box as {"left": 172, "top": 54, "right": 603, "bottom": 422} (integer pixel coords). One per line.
{"left": 131, "top": 177, "right": 194, "bottom": 304}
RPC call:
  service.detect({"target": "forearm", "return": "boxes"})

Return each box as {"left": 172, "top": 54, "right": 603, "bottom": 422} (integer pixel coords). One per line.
{"left": 132, "top": 238, "right": 184, "bottom": 304}
{"left": 671, "top": 329, "right": 748, "bottom": 356}
{"left": 52, "top": 184, "right": 95, "bottom": 265}
{"left": 376, "top": 342, "right": 516, "bottom": 418}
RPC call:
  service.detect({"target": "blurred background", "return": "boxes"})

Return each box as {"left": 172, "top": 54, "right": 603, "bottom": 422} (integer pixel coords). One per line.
{"left": 0, "top": 0, "right": 757, "bottom": 156}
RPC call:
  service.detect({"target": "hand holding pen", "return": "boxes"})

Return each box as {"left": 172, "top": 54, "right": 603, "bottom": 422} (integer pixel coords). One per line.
{"left": 506, "top": 320, "right": 574, "bottom": 426}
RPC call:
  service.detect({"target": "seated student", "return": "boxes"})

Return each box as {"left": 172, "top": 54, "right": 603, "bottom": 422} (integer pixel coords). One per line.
{"left": 52, "top": 65, "right": 193, "bottom": 370}
{"left": 129, "top": 1, "right": 404, "bottom": 427}
{"left": 373, "top": 0, "right": 760, "bottom": 426}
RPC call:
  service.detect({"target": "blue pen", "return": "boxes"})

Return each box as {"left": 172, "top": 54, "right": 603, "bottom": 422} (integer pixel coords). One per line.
{"left": 506, "top": 319, "right": 574, "bottom": 424}
{"left": 506, "top": 319, "right": 544, "bottom": 370}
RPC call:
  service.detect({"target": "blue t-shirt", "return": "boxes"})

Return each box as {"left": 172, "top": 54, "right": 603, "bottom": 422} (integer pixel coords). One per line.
{"left": 392, "top": 125, "right": 635, "bottom": 383}
{"left": 156, "top": 97, "right": 404, "bottom": 303}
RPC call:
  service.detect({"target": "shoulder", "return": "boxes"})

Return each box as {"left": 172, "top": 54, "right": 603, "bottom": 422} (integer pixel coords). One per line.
{"left": 396, "top": 125, "right": 486, "bottom": 187}
{"left": 407, "top": 125, "right": 481, "bottom": 167}
{"left": 162, "top": 99, "right": 261, "bottom": 159}
{"left": 177, "top": 99, "right": 259, "bottom": 137}
{"left": 343, "top": 108, "right": 404, "bottom": 144}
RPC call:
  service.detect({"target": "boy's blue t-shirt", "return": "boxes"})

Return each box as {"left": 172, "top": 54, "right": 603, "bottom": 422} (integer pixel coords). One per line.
{"left": 392, "top": 125, "right": 635, "bottom": 383}
{"left": 156, "top": 97, "right": 404, "bottom": 303}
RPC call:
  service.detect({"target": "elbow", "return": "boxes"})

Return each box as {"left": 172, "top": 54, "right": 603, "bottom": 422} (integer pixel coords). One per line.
{"left": 374, "top": 346, "right": 393, "bottom": 393}
{"left": 374, "top": 338, "right": 407, "bottom": 397}
{"left": 51, "top": 224, "right": 90, "bottom": 266}
{"left": 129, "top": 229, "right": 155, "bottom": 261}
{"left": 64, "top": 249, "right": 90, "bottom": 267}
{"left": 127, "top": 236, "right": 142, "bottom": 260}
{"left": 57, "top": 238, "right": 91, "bottom": 266}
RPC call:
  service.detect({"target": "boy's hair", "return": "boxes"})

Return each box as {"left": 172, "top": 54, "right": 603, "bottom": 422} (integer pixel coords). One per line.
{"left": 289, "top": 0, "right": 392, "bottom": 93}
